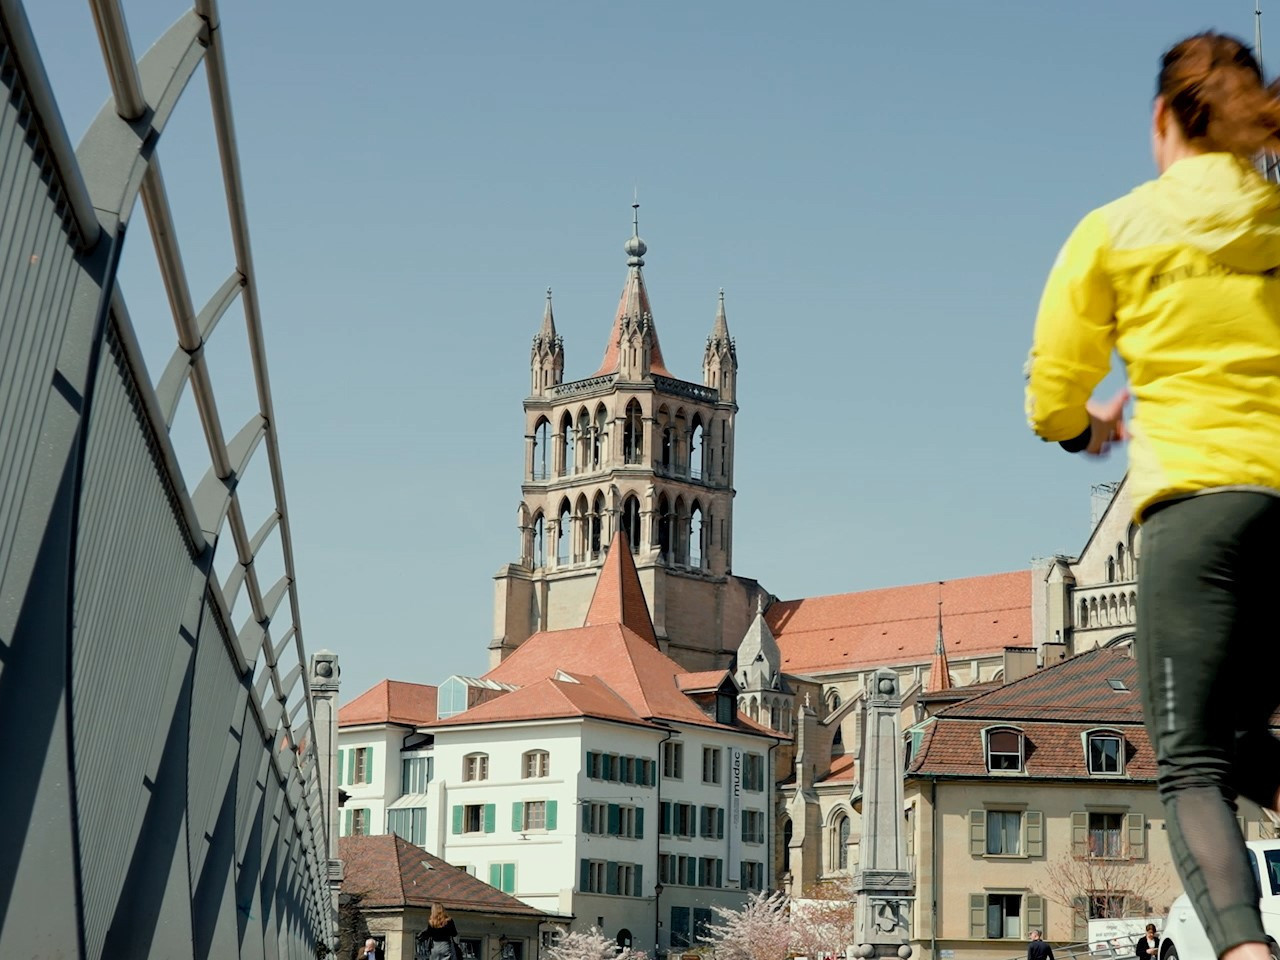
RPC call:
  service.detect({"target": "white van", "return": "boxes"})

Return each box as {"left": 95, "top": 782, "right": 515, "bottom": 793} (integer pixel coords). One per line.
{"left": 1161, "top": 839, "right": 1280, "bottom": 960}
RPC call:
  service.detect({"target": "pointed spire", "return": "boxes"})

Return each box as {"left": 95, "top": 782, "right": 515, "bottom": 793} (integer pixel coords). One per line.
{"left": 738, "top": 593, "right": 782, "bottom": 691}
{"left": 710, "top": 288, "right": 730, "bottom": 341}
{"left": 593, "top": 203, "right": 673, "bottom": 379}
{"left": 583, "top": 531, "right": 658, "bottom": 645}
{"left": 927, "top": 581, "right": 953, "bottom": 693}
{"left": 539, "top": 287, "right": 556, "bottom": 339}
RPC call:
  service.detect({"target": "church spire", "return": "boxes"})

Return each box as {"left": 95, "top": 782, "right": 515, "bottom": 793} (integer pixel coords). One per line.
{"left": 593, "top": 203, "right": 673, "bottom": 380}
{"left": 927, "top": 582, "right": 953, "bottom": 693}
{"left": 583, "top": 531, "right": 657, "bottom": 646}
{"left": 703, "top": 288, "right": 738, "bottom": 402}
{"left": 530, "top": 287, "right": 564, "bottom": 396}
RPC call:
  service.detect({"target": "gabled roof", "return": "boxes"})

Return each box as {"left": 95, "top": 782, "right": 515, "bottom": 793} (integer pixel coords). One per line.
{"left": 768, "top": 570, "right": 1031, "bottom": 675}
{"left": 339, "top": 834, "right": 548, "bottom": 916}
{"left": 583, "top": 534, "right": 657, "bottom": 644}
{"left": 676, "top": 670, "right": 731, "bottom": 693}
{"left": 339, "top": 680, "right": 438, "bottom": 727}
{"left": 592, "top": 265, "right": 673, "bottom": 379}
{"left": 907, "top": 648, "right": 1156, "bottom": 780}
{"left": 935, "top": 647, "right": 1141, "bottom": 723}
{"left": 429, "top": 673, "right": 659, "bottom": 730}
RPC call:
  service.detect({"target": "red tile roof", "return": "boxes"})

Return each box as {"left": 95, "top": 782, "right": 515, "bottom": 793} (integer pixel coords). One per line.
{"left": 592, "top": 266, "right": 674, "bottom": 379}
{"left": 769, "top": 571, "right": 1031, "bottom": 676}
{"left": 429, "top": 674, "right": 660, "bottom": 730}
{"left": 908, "top": 649, "right": 1155, "bottom": 780}
{"left": 339, "top": 834, "right": 548, "bottom": 916}
{"left": 340, "top": 680, "right": 438, "bottom": 727}
{"left": 584, "top": 534, "right": 657, "bottom": 644}
{"left": 676, "top": 670, "right": 731, "bottom": 693}
{"left": 818, "top": 754, "right": 857, "bottom": 783}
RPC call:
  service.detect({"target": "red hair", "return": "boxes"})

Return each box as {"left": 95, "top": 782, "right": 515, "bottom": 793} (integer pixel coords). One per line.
{"left": 1159, "top": 32, "right": 1280, "bottom": 156}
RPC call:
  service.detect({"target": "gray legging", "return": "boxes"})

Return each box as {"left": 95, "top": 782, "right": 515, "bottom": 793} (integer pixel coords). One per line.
{"left": 1135, "top": 491, "right": 1280, "bottom": 956}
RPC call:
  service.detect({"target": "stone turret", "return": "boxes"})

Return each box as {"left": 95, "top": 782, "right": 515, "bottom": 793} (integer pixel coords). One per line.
{"left": 530, "top": 288, "right": 564, "bottom": 396}
{"left": 703, "top": 289, "right": 737, "bottom": 403}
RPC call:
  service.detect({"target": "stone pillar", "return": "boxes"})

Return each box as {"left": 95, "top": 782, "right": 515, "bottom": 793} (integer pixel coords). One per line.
{"left": 851, "top": 669, "right": 914, "bottom": 960}
{"left": 524, "top": 434, "right": 535, "bottom": 480}
{"left": 308, "top": 649, "right": 343, "bottom": 952}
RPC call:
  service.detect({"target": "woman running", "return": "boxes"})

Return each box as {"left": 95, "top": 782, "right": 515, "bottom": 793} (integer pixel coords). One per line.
{"left": 1026, "top": 31, "right": 1280, "bottom": 960}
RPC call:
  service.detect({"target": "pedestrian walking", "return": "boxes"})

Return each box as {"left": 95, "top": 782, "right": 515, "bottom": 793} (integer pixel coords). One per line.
{"left": 417, "top": 902, "right": 462, "bottom": 960}
{"left": 1136, "top": 924, "right": 1160, "bottom": 960}
{"left": 1028, "top": 929, "right": 1055, "bottom": 960}
{"left": 1025, "top": 29, "right": 1280, "bottom": 960}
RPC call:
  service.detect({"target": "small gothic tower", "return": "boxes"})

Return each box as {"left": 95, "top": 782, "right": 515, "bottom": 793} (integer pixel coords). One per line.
{"left": 736, "top": 596, "right": 794, "bottom": 734}
{"left": 493, "top": 205, "right": 759, "bottom": 671}
{"left": 703, "top": 290, "right": 738, "bottom": 403}
{"left": 530, "top": 288, "right": 564, "bottom": 396}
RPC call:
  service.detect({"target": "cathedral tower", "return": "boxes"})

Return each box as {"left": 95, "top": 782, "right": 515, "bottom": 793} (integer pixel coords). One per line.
{"left": 492, "top": 207, "right": 762, "bottom": 670}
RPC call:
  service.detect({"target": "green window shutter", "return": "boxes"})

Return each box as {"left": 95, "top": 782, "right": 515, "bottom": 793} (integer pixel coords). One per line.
{"left": 367, "top": 745, "right": 374, "bottom": 781}
{"left": 1025, "top": 810, "right": 1044, "bottom": 857}
{"left": 608, "top": 804, "right": 620, "bottom": 836}
{"left": 489, "top": 863, "right": 502, "bottom": 888}
{"left": 503, "top": 862, "right": 515, "bottom": 893}
{"left": 582, "top": 803, "right": 592, "bottom": 831}
{"left": 969, "top": 893, "right": 986, "bottom": 938}
{"left": 717, "top": 808, "right": 725, "bottom": 840}
{"left": 1072, "top": 897, "right": 1089, "bottom": 942}
{"left": 716, "top": 859, "right": 723, "bottom": 887}
{"left": 580, "top": 859, "right": 591, "bottom": 892}
{"left": 484, "top": 803, "right": 496, "bottom": 834}
{"left": 1026, "top": 894, "right": 1044, "bottom": 931}
{"left": 344, "top": 808, "right": 353, "bottom": 837}
{"left": 606, "top": 861, "right": 619, "bottom": 895}
{"left": 337, "top": 749, "right": 345, "bottom": 786}
{"left": 660, "top": 802, "right": 671, "bottom": 835}
{"left": 452, "top": 805, "right": 463, "bottom": 835}
{"left": 512, "top": 802, "right": 524, "bottom": 832}
{"left": 634, "top": 863, "right": 643, "bottom": 897}
{"left": 1127, "top": 812, "right": 1146, "bottom": 859}
{"left": 969, "top": 810, "right": 986, "bottom": 856}
{"left": 348, "top": 748, "right": 356, "bottom": 784}
{"left": 635, "top": 807, "right": 644, "bottom": 839}
{"left": 697, "top": 859, "right": 706, "bottom": 886}
{"left": 1071, "top": 811, "right": 1089, "bottom": 857}
{"left": 546, "top": 800, "right": 557, "bottom": 831}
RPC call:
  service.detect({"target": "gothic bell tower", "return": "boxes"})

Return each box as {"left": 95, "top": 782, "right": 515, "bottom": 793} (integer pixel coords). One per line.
{"left": 492, "top": 206, "right": 762, "bottom": 670}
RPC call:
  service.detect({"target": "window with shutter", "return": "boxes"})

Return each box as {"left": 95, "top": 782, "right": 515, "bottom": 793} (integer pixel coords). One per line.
{"left": 1025, "top": 810, "right": 1044, "bottom": 857}
{"left": 634, "top": 863, "right": 643, "bottom": 897}
{"left": 546, "top": 800, "right": 557, "bottom": 830}
{"left": 512, "top": 802, "right": 524, "bottom": 832}
{"left": 489, "top": 863, "right": 502, "bottom": 888}
{"left": 608, "top": 804, "right": 620, "bottom": 836}
{"left": 1071, "top": 811, "right": 1089, "bottom": 857}
{"left": 483, "top": 803, "right": 496, "bottom": 833}
{"left": 1126, "top": 812, "right": 1146, "bottom": 859}
{"left": 606, "top": 861, "right": 619, "bottom": 895}
{"left": 502, "top": 862, "right": 516, "bottom": 893}
{"left": 969, "top": 810, "right": 987, "bottom": 856}
{"left": 635, "top": 807, "right": 644, "bottom": 839}
{"left": 580, "top": 859, "right": 590, "bottom": 892}
{"left": 1026, "top": 895, "right": 1044, "bottom": 931}
{"left": 452, "top": 805, "right": 464, "bottom": 835}
{"left": 970, "top": 894, "right": 986, "bottom": 938}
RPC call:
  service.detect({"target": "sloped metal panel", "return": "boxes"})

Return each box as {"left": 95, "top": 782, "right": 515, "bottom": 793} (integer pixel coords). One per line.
{"left": 71, "top": 320, "right": 202, "bottom": 959}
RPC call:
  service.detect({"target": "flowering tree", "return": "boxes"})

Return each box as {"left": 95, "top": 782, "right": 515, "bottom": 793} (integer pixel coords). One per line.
{"left": 791, "top": 879, "right": 858, "bottom": 958}
{"left": 545, "top": 927, "right": 647, "bottom": 960}
{"left": 702, "top": 891, "right": 793, "bottom": 960}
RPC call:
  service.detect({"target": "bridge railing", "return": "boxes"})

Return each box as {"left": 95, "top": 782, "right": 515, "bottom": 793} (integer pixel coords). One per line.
{"left": 0, "top": 1, "right": 336, "bottom": 957}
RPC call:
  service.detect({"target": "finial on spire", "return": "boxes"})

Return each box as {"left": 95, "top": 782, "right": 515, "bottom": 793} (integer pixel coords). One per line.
{"left": 624, "top": 199, "right": 647, "bottom": 267}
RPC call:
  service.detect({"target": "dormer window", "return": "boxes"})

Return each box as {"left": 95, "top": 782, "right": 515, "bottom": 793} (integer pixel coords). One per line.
{"left": 985, "top": 728, "right": 1024, "bottom": 773}
{"left": 1086, "top": 731, "right": 1124, "bottom": 775}
{"left": 716, "top": 692, "right": 735, "bottom": 725}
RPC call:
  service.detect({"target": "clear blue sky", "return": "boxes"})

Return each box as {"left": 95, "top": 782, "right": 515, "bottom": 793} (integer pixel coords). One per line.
{"left": 25, "top": 0, "right": 1253, "bottom": 702}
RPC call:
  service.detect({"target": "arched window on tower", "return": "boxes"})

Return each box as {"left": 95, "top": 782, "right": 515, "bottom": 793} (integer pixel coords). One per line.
{"left": 661, "top": 424, "right": 674, "bottom": 471}
{"left": 532, "top": 512, "right": 545, "bottom": 568}
{"left": 590, "top": 492, "right": 605, "bottom": 560}
{"left": 675, "top": 496, "right": 689, "bottom": 565}
{"left": 622, "top": 495, "right": 641, "bottom": 552}
{"left": 560, "top": 413, "right": 575, "bottom": 476}
{"left": 1105, "top": 557, "right": 1116, "bottom": 583}
{"left": 593, "top": 405, "right": 607, "bottom": 469}
{"left": 690, "top": 417, "right": 705, "bottom": 481}
{"left": 1079, "top": 598, "right": 1089, "bottom": 628}
{"left": 658, "top": 494, "right": 672, "bottom": 562}
{"left": 577, "top": 409, "right": 591, "bottom": 472}
{"left": 573, "top": 495, "right": 589, "bottom": 563}
{"left": 690, "top": 501, "right": 705, "bottom": 569}
{"left": 1116, "top": 542, "right": 1127, "bottom": 580}
{"left": 719, "top": 421, "right": 728, "bottom": 479}
{"left": 623, "top": 400, "right": 644, "bottom": 464}
{"left": 832, "top": 813, "right": 851, "bottom": 871}
{"left": 556, "top": 500, "right": 571, "bottom": 566}
{"left": 532, "top": 418, "right": 549, "bottom": 481}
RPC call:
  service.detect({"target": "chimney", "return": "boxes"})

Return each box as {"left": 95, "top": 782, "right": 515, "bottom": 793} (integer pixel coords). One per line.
{"left": 1040, "top": 641, "right": 1068, "bottom": 668}
{"left": 1002, "top": 646, "right": 1038, "bottom": 683}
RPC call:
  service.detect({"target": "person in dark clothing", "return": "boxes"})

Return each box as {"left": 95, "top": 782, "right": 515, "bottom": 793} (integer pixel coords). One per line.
{"left": 418, "top": 903, "right": 460, "bottom": 960}
{"left": 1028, "top": 930, "right": 1055, "bottom": 960}
{"left": 1137, "top": 924, "right": 1161, "bottom": 960}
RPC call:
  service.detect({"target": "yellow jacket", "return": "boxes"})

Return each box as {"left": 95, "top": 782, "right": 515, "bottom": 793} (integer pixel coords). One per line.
{"left": 1026, "top": 152, "right": 1280, "bottom": 519}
